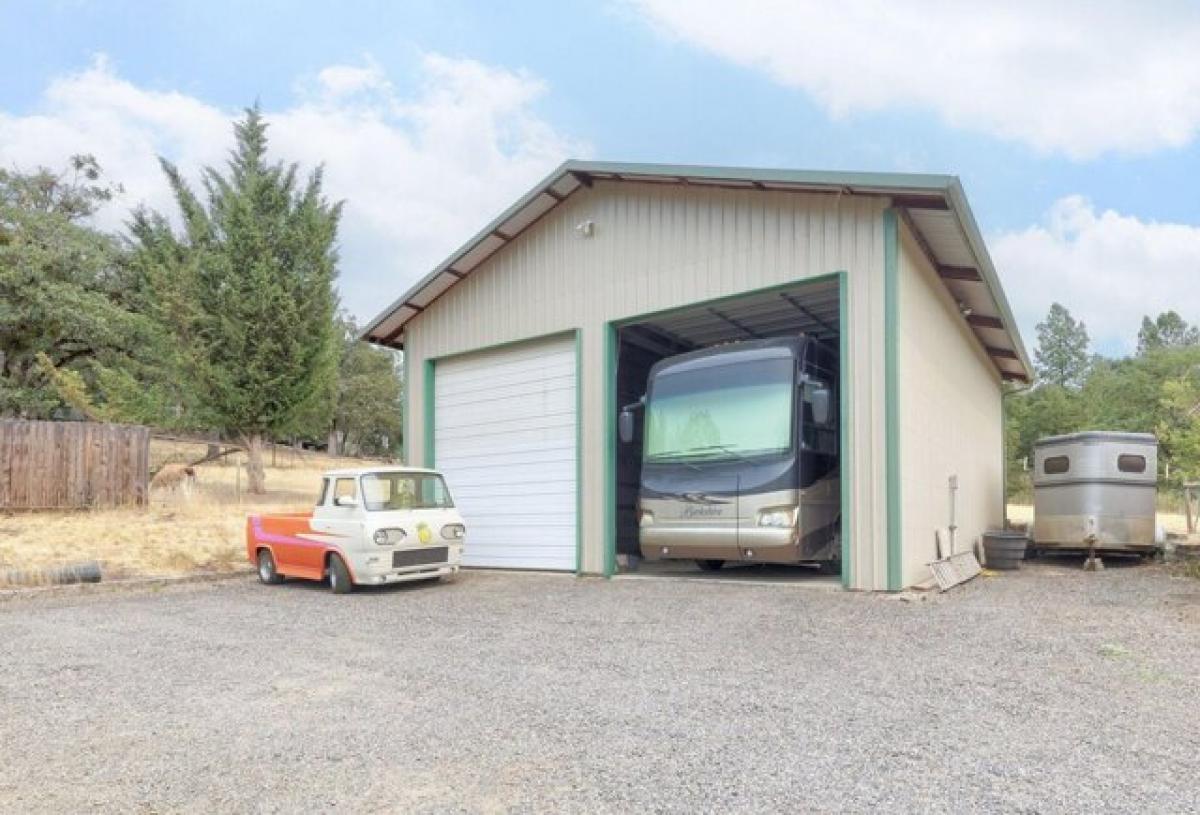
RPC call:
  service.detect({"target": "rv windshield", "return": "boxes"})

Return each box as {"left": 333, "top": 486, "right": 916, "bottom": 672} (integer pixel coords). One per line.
{"left": 644, "top": 357, "right": 794, "bottom": 462}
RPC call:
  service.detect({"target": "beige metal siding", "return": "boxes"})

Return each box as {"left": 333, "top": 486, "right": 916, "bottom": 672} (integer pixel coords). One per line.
{"left": 404, "top": 181, "right": 890, "bottom": 588}
{"left": 897, "top": 223, "right": 1003, "bottom": 586}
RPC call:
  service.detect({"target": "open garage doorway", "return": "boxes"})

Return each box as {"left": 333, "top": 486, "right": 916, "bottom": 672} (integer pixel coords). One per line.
{"left": 609, "top": 275, "right": 847, "bottom": 585}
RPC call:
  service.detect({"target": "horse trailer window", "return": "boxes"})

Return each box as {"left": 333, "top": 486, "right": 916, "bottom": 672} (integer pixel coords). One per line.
{"left": 1043, "top": 455, "right": 1070, "bottom": 475}
{"left": 1117, "top": 454, "right": 1147, "bottom": 473}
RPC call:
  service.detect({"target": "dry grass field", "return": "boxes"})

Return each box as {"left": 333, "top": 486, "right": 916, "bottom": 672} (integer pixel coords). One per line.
{"left": 0, "top": 439, "right": 385, "bottom": 581}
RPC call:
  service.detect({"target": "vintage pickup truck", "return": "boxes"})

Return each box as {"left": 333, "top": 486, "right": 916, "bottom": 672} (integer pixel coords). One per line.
{"left": 246, "top": 466, "right": 465, "bottom": 593}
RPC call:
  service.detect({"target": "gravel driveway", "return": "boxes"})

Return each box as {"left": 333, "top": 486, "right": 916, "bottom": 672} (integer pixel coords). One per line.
{"left": 2, "top": 561, "right": 1199, "bottom": 813}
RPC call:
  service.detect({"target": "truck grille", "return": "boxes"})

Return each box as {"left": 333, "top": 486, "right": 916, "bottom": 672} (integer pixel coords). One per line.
{"left": 393, "top": 547, "right": 449, "bottom": 569}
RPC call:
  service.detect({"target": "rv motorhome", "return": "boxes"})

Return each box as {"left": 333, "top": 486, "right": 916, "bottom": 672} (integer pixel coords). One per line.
{"left": 619, "top": 336, "right": 839, "bottom": 571}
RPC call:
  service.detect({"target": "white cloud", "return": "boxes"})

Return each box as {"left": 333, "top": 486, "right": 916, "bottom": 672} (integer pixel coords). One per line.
{"left": 0, "top": 54, "right": 586, "bottom": 323}
{"left": 632, "top": 0, "right": 1200, "bottom": 159}
{"left": 991, "top": 196, "right": 1200, "bottom": 355}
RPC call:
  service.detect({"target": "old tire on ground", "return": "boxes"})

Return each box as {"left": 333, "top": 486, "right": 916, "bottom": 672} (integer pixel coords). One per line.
{"left": 328, "top": 553, "right": 353, "bottom": 594}
{"left": 696, "top": 560, "right": 725, "bottom": 572}
{"left": 256, "top": 550, "right": 284, "bottom": 585}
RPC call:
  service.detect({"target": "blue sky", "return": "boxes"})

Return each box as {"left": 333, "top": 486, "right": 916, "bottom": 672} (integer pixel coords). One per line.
{"left": 4, "top": 0, "right": 1200, "bottom": 356}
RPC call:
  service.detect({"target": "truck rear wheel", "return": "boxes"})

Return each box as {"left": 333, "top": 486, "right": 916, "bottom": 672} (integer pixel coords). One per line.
{"left": 327, "top": 553, "right": 353, "bottom": 594}
{"left": 256, "top": 549, "right": 284, "bottom": 585}
{"left": 696, "top": 559, "right": 725, "bottom": 572}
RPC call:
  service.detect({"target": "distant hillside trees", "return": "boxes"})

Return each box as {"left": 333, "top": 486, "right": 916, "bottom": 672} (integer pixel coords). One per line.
{"left": 1138, "top": 310, "right": 1200, "bottom": 353}
{"left": 328, "top": 314, "right": 403, "bottom": 457}
{"left": 0, "top": 155, "right": 166, "bottom": 419}
{"left": 1034, "top": 302, "right": 1091, "bottom": 388}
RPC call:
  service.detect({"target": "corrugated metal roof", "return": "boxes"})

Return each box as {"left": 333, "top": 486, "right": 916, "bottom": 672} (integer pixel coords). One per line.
{"left": 362, "top": 160, "right": 1031, "bottom": 381}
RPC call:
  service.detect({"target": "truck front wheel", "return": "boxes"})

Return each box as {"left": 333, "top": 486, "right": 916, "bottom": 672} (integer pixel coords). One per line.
{"left": 327, "top": 553, "right": 353, "bottom": 594}
{"left": 257, "top": 549, "right": 284, "bottom": 585}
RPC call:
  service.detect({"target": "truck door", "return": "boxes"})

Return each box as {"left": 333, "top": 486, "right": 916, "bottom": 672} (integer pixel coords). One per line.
{"left": 306, "top": 476, "right": 359, "bottom": 576}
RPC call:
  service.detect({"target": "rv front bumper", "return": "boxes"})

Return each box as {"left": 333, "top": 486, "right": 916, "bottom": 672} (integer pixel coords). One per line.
{"left": 640, "top": 526, "right": 798, "bottom": 562}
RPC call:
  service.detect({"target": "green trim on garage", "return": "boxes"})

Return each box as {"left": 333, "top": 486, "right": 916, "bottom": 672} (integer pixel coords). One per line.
{"left": 603, "top": 323, "right": 618, "bottom": 577}
{"left": 423, "top": 358, "right": 435, "bottom": 468}
{"left": 575, "top": 330, "right": 584, "bottom": 576}
{"left": 837, "top": 270, "right": 852, "bottom": 589}
{"left": 884, "top": 208, "right": 902, "bottom": 592}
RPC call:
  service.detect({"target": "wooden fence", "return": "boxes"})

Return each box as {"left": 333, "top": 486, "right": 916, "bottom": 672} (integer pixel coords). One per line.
{"left": 0, "top": 420, "right": 150, "bottom": 509}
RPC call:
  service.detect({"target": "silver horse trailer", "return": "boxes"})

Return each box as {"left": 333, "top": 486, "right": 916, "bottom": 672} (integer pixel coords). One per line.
{"left": 1031, "top": 431, "right": 1158, "bottom": 554}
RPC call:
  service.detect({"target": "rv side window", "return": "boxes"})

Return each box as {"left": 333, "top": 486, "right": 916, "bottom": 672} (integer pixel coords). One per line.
{"left": 1043, "top": 455, "right": 1069, "bottom": 475}
{"left": 1117, "top": 454, "right": 1146, "bottom": 473}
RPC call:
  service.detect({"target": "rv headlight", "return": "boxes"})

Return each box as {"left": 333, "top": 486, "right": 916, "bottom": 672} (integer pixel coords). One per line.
{"left": 373, "top": 528, "right": 405, "bottom": 545}
{"left": 441, "top": 523, "right": 466, "bottom": 540}
{"left": 757, "top": 507, "right": 798, "bottom": 528}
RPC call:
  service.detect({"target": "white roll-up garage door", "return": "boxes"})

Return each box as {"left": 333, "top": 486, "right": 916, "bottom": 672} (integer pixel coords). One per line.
{"left": 433, "top": 335, "right": 577, "bottom": 570}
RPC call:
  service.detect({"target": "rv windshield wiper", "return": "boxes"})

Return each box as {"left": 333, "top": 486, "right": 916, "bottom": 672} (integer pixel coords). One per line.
{"left": 659, "top": 444, "right": 747, "bottom": 463}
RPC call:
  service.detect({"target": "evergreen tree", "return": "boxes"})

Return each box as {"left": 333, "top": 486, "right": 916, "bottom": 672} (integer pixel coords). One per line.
{"left": 130, "top": 107, "right": 341, "bottom": 492}
{"left": 1137, "top": 311, "right": 1200, "bottom": 354}
{"left": 1034, "top": 303, "right": 1091, "bottom": 388}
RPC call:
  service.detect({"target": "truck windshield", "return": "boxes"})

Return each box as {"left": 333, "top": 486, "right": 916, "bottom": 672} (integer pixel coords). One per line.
{"left": 645, "top": 357, "right": 794, "bottom": 462}
{"left": 360, "top": 473, "right": 455, "bottom": 511}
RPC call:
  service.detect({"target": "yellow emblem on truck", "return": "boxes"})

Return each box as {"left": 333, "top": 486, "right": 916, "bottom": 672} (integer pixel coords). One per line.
{"left": 417, "top": 522, "right": 433, "bottom": 544}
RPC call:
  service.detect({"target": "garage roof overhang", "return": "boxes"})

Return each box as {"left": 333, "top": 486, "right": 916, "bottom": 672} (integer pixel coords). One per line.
{"left": 361, "top": 160, "right": 1032, "bottom": 382}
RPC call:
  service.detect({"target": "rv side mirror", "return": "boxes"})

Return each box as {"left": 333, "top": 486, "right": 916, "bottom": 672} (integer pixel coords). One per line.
{"left": 619, "top": 409, "right": 635, "bottom": 444}
{"left": 807, "top": 384, "right": 832, "bottom": 426}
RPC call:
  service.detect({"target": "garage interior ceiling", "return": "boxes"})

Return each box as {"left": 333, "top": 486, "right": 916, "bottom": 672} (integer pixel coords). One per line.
{"left": 620, "top": 278, "right": 839, "bottom": 356}
{"left": 362, "top": 161, "right": 1031, "bottom": 382}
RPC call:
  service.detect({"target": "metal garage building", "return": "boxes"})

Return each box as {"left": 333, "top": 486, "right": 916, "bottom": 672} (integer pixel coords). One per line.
{"left": 362, "top": 161, "right": 1031, "bottom": 590}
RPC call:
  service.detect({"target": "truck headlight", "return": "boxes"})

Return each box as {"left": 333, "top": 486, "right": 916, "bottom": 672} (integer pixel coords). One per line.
{"left": 639, "top": 510, "right": 654, "bottom": 527}
{"left": 757, "top": 507, "right": 798, "bottom": 528}
{"left": 373, "top": 528, "right": 405, "bottom": 545}
{"left": 441, "top": 523, "right": 465, "bottom": 540}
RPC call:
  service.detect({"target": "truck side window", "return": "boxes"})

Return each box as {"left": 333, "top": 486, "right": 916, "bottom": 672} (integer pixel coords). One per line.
{"left": 333, "top": 478, "right": 357, "bottom": 505}
{"left": 316, "top": 478, "right": 330, "bottom": 506}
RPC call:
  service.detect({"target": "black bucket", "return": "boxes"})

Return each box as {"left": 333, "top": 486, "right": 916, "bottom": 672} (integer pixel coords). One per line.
{"left": 983, "top": 531, "right": 1028, "bottom": 571}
